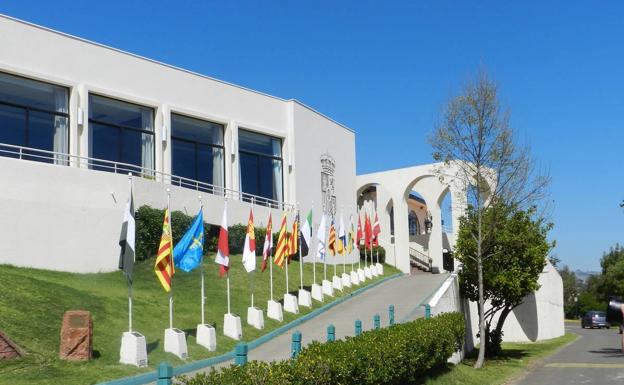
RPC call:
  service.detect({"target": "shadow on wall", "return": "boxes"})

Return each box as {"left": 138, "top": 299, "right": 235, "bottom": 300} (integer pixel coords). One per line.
{"left": 513, "top": 293, "right": 539, "bottom": 341}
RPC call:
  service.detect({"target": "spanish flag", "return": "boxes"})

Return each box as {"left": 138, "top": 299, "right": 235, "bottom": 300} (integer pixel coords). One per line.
{"left": 328, "top": 218, "right": 337, "bottom": 256}
{"left": 155, "top": 208, "right": 174, "bottom": 292}
{"left": 274, "top": 213, "right": 288, "bottom": 268}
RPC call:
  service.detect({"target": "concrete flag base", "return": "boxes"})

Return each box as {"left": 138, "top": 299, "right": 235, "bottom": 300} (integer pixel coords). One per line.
{"left": 247, "top": 307, "right": 265, "bottom": 330}
{"left": 223, "top": 313, "right": 242, "bottom": 340}
{"left": 332, "top": 275, "right": 343, "bottom": 291}
{"left": 371, "top": 265, "right": 380, "bottom": 277}
{"left": 357, "top": 268, "right": 366, "bottom": 282}
{"left": 196, "top": 324, "right": 216, "bottom": 351}
{"left": 341, "top": 273, "right": 352, "bottom": 288}
{"left": 284, "top": 293, "right": 299, "bottom": 314}
{"left": 322, "top": 279, "right": 334, "bottom": 297}
{"left": 298, "top": 289, "right": 312, "bottom": 307}
{"left": 164, "top": 328, "right": 188, "bottom": 360}
{"left": 311, "top": 284, "right": 324, "bottom": 302}
{"left": 267, "top": 300, "right": 284, "bottom": 322}
{"left": 350, "top": 270, "right": 360, "bottom": 285}
{"left": 119, "top": 331, "right": 148, "bottom": 367}
{"left": 364, "top": 266, "right": 373, "bottom": 279}
{"left": 376, "top": 263, "right": 384, "bottom": 275}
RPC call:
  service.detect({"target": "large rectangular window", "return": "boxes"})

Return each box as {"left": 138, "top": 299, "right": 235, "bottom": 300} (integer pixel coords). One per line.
{"left": 89, "top": 95, "right": 154, "bottom": 174}
{"left": 0, "top": 72, "right": 69, "bottom": 163}
{"left": 238, "top": 129, "right": 283, "bottom": 205}
{"left": 171, "top": 113, "right": 225, "bottom": 192}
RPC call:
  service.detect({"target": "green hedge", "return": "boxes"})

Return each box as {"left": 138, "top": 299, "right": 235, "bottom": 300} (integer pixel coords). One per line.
{"left": 179, "top": 312, "right": 465, "bottom": 385}
{"left": 360, "top": 245, "right": 386, "bottom": 264}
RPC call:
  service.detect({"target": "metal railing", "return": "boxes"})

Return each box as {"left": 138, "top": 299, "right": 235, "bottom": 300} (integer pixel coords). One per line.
{"left": 0, "top": 142, "right": 294, "bottom": 210}
{"left": 409, "top": 246, "right": 432, "bottom": 272}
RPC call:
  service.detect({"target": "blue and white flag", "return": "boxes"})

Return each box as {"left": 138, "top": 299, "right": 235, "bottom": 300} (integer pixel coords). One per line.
{"left": 173, "top": 208, "right": 204, "bottom": 272}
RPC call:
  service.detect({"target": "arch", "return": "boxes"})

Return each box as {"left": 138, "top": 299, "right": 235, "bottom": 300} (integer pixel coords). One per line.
{"left": 408, "top": 210, "right": 420, "bottom": 236}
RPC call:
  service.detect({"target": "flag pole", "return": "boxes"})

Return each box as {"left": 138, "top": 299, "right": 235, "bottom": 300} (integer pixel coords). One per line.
{"left": 323, "top": 210, "right": 327, "bottom": 282}
{"left": 167, "top": 188, "right": 173, "bottom": 330}
{"left": 199, "top": 195, "right": 205, "bottom": 325}
{"left": 225, "top": 198, "right": 231, "bottom": 315}
{"left": 269, "top": 239, "right": 274, "bottom": 301}
{"left": 250, "top": 197, "right": 255, "bottom": 309}
{"left": 312, "top": 202, "right": 316, "bottom": 285}
{"left": 127, "top": 172, "right": 133, "bottom": 333}
{"left": 298, "top": 204, "right": 304, "bottom": 291}
{"left": 342, "top": 208, "right": 346, "bottom": 275}
{"left": 285, "top": 209, "right": 290, "bottom": 295}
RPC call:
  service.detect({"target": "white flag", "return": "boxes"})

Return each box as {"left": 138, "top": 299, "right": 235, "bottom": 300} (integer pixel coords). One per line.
{"left": 316, "top": 213, "right": 327, "bottom": 261}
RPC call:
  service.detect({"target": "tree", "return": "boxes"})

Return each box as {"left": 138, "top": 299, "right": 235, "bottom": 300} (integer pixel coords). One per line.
{"left": 456, "top": 202, "right": 551, "bottom": 356}
{"left": 558, "top": 265, "right": 581, "bottom": 319}
{"left": 430, "top": 72, "right": 549, "bottom": 367}
{"left": 598, "top": 244, "right": 624, "bottom": 300}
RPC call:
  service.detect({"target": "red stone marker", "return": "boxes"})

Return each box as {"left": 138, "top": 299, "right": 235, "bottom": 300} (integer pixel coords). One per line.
{"left": 0, "top": 330, "right": 24, "bottom": 359}
{"left": 59, "top": 310, "right": 93, "bottom": 361}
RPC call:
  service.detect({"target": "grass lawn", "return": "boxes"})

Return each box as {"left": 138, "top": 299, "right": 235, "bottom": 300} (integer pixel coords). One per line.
{"left": 419, "top": 333, "right": 577, "bottom": 385}
{"left": 0, "top": 257, "right": 399, "bottom": 385}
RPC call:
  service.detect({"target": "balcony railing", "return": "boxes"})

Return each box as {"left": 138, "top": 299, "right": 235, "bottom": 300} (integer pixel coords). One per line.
{"left": 0, "top": 143, "right": 294, "bottom": 211}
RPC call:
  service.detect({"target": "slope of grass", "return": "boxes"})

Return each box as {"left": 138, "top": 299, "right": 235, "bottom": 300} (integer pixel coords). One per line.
{"left": 0, "top": 257, "right": 399, "bottom": 385}
{"left": 420, "top": 333, "right": 577, "bottom": 385}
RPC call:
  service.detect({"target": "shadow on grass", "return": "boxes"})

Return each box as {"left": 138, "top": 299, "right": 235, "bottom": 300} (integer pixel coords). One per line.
{"left": 146, "top": 339, "right": 160, "bottom": 354}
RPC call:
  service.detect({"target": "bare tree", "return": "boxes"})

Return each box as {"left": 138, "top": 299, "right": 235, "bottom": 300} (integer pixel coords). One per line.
{"left": 430, "top": 71, "right": 549, "bottom": 368}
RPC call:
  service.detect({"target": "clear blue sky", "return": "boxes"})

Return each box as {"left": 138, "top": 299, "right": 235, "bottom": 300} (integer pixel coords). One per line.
{"left": 2, "top": 1, "right": 622, "bottom": 271}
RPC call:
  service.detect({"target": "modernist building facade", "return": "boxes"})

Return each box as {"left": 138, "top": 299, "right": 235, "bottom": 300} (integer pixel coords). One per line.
{"left": 0, "top": 15, "right": 356, "bottom": 273}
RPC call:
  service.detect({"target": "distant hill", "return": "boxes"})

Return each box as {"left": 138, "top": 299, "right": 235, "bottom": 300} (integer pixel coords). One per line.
{"left": 574, "top": 269, "right": 600, "bottom": 283}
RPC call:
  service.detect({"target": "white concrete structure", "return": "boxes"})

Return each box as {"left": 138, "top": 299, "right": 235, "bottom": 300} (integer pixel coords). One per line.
{"left": 0, "top": 15, "right": 357, "bottom": 273}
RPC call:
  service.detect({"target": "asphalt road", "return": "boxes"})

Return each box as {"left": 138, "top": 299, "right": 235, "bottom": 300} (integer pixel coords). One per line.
{"left": 518, "top": 323, "right": 624, "bottom": 384}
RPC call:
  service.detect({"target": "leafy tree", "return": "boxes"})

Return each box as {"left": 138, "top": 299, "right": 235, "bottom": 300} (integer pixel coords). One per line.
{"left": 430, "top": 72, "right": 549, "bottom": 367}
{"left": 558, "top": 265, "right": 581, "bottom": 318}
{"left": 455, "top": 202, "right": 552, "bottom": 356}
{"left": 598, "top": 244, "right": 624, "bottom": 300}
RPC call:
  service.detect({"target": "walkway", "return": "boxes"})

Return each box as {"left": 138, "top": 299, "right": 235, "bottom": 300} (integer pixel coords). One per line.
{"left": 517, "top": 322, "right": 624, "bottom": 384}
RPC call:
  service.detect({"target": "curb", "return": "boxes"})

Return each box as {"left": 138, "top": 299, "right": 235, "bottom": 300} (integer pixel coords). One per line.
{"left": 96, "top": 271, "right": 404, "bottom": 385}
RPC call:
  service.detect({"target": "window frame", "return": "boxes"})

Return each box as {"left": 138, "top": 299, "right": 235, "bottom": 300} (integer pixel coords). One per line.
{"left": 237, "top": 128, "right": 284, "bottom": 203}
{"left": 170, "top": 112, "right": 226, "bottom": 188}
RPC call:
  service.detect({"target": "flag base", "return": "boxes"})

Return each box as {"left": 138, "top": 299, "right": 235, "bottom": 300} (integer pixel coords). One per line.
{"left": 223, "top": 313, "right": 242, "bottom": 340}
{"left": 196, "top": 324, "right": 216, "bottom": 351}
{"left": 364, "top": 266, "right": 373, "bottom": 279}
{"left": 376, "top": 263, "right": 384, "bottom": 275}
{"left": 332, "top": 275, "right": 343, "bottom": 291}
{"left": 371, "top": 264, "right": 380, "bottom": 277}
{"left": 311, "top": 284, "right": 324, "bottom": 302}
{"left": 350, "top": 270, "right": 360, "bottom": 285}
{"left": 164, "top": 328, "right": 188, "bottom": 360}
{"left": 284, "top": 293, "right": 299, "bottom": 314}
{"left": 357, "top": 268, "right": 366, "bottom": 282}
{"left": 247, "top": 307, "right": 265, "bottom": 330}
{"left": 119, "top": 331, "right": 148, "bottom": 367}
{"left": 298, "top": 289, "right": 312, "bottom": 307}
{"left": 341, "top": 273, "right": 352, "bottom": 288}
{"left": 267, "top": 300, "right": 283, "bottom": 322}
{"left": 322, "top": 279, "right": 334, "bottom": 297}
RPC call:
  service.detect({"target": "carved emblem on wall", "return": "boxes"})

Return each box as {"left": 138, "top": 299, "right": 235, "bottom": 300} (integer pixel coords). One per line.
{"left": 321, "top": 153, "right": 336, "bottom": 216}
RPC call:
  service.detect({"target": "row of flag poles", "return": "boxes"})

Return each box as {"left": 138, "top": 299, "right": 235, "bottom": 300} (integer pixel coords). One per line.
{"left": 117, "top": 175, "right": 383, "bottom": 365}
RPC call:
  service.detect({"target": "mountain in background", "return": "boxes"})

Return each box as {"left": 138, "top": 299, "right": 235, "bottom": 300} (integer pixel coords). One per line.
{"left": 574, "top": 269, "right": 600, "bottom": 283}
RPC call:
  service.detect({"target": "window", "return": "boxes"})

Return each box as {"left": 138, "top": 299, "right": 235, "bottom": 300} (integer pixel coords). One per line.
{"left": 0, "top": 72, "right": 69, "bottom": 163}
{"left": 89, "top": 95, "right": 154, "bottom": 174}
{"left": 171, "top": 113, "right": 225, "bottom": 192}
{"left": 408, "top": 210, "right": 420, "bottom": 236}
{"left": 238, "top": 129, "right": 283, "bottom": 205}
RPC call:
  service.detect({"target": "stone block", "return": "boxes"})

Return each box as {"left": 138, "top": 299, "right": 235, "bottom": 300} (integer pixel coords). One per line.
{"left": 59, "top": 310, "right": 92, "bottom": 361}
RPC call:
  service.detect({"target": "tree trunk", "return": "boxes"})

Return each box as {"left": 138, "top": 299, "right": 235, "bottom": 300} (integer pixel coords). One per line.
{"left": 474, "top": 255, "right": 486, "bottom": 368}
{"left": 494, "top": 306, "right": 512, "bottom": 339}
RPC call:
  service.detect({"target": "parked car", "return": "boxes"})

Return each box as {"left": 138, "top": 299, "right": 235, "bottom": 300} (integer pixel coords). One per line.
{"left": 581, "top": 311, "right": 610, "bottom": 329}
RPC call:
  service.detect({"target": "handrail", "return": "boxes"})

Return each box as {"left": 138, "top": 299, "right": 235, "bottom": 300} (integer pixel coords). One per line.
{"left": 0, "top": 142, "right": 295, "bottom": 210}
{"left": 409, "top": 246, "right": 432, "bottom": 272}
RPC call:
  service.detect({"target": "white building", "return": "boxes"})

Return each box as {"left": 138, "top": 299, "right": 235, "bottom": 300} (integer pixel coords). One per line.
{"left": 0, "top": 15, "right": 356, "bottom": 273}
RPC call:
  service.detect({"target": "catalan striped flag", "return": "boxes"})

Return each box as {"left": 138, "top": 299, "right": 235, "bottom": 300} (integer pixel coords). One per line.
{"left": 289, "top": 212, "right": 299, "bottom": 259}
{"left": 154, "top": 208, "right": 174, "bottom": 292}
{"left": 274, "top": 213, "right": 288, "bottom": 268}
{"left": 328, "top": 218, "right": 337, "bottom": 256}
{"left": 347, "top": 215, "right": 355, "bottom": 254}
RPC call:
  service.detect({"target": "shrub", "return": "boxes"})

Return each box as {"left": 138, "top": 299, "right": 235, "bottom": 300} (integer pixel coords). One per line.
{"left": 178, "top": 312, "right": 465, "bottom": 385}
{"left": 359, "top": 245, "right": 386, "bottom": 264}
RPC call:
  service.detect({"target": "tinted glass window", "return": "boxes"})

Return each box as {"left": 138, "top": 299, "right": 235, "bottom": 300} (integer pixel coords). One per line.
{"left": 89, "top": 95, "right": 152, "bottom": 130}
{"left": 238, "top": 129, "right": 283, "bottom": 203}
{"left": 239, "top": 129, "right": 281, "bottom": 157}
{"left": 0, "top": 72, "right": 68, "bottom": 112}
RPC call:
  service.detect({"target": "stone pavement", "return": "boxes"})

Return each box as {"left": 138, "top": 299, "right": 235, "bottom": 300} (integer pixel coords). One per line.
{"left": 517, "top": 322, "right": 624, "bottom": 384}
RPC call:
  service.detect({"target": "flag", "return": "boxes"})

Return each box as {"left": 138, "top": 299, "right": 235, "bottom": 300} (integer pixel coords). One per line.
{"left": 118, "top": 187, "right": 135, "bottom": 283}
{"left": 356, "top": 214, "right": 363, "bottom": 247}
{"left": 372, "top": 212, "right": 381, "bottom": 247}
{"left": 328, "top": 218, "right": 337, "bottom": 256}
{"left": 154, "top": 208, "right": 174, "bottom": 291}
{"left": 215, "top": 203, "right": 229, "bottom": 277}
{"left": 261, "top": 214, "right": 273, "bottom": 272}
{"left": 242, "top": 209, "right": 256, "bottom": 273}
{"left": 274, "top": 213, "right": 288, "bottom": 268}
{"left": 338, "top": 213, "right": 346, "bottom": 255}
{"left": 300, "top": 209, "right": 313, "bottom": 257}
{"left": 173, "top": 208, "right": 204, "bottom": 272}
{"left": 316, "top": 213, "right": 327, "bottom": 261}
{"left": 289, "top": 212, "right": 299, "bottom": 259}
{"left": 365, "top": 214, "right": 373, "bottom": 249}
{"left": 347, "top": 215, "right": 355, "bottom": 254}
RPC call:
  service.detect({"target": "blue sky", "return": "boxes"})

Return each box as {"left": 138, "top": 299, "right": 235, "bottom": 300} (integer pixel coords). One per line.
{"left": 2, "top": 1, "right": 622, "bottom": 271}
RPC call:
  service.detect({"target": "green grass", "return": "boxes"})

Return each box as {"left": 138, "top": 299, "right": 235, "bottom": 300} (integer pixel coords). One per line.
{"left": 419, "top": 333, "right": 577, "bottom": 385}
{"left": 0, "top": 257, "right": 399, "bottom": 385}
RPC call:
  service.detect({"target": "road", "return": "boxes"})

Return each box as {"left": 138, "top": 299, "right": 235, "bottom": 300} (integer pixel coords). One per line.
{"left": 518, "top": 322, "right": 624, "bottom": 384}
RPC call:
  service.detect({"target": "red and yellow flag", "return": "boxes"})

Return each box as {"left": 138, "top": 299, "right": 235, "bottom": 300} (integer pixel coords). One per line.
{"left": 155, "top": 208, "right": 174, "bottom": 292}
{"left": 274, "top": 213, "right": 288, "bottom": 268}
{"left": 328, "top": 219, "right": 337, "bottom": 256}
{"left": 288, "top": 213, "right": 299, "bottom": 259}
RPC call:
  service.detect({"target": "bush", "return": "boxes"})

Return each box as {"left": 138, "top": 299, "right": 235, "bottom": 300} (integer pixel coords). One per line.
{"left": 179, "top": 312, "right": 465, "bottom": 385}
{"left": 359, "top": 245, "right": 386, "bottom": 264}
